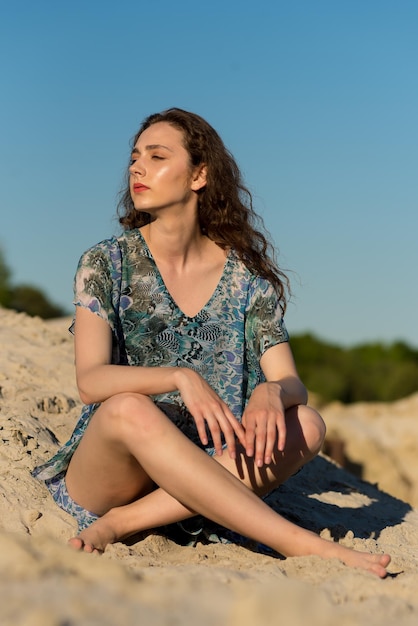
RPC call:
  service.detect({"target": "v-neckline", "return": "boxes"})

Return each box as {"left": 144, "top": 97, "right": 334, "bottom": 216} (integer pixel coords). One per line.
{"left": 136, "top": 229, "right": 232, "bottom": 319}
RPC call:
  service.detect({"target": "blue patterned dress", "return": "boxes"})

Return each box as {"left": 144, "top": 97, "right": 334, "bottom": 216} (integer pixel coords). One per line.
{"left": 33, "top": 229, "right": 288, "bottom": 482}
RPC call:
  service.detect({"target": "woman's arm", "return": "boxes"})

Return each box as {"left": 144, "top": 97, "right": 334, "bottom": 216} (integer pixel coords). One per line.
{"left": 74, "top": 306, "right": 246, "bottom": 456}
{"left": 74, "top": 307, "right": 182, "bottom": 404}
{"left": 260, "top": 342, "right": 308, "bottom": 407}
{"left": 242, "top": 342, "right": 308, "bottom": 466}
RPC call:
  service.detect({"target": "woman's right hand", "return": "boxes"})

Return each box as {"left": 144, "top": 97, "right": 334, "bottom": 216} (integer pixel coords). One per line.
{"left": 175, "top": 368, "right": 246, "bottom": 459}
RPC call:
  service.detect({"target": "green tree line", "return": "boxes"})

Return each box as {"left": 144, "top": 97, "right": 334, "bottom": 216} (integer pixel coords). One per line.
{"left": 0, "top": 246, "right": 66, "bottom": 319}
{"left": 290, "top": 333, "right": 418, "bottom": 404}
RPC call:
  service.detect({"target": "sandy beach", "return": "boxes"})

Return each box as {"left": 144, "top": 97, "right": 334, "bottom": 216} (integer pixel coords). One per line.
{"left": 1, "top": 306, "right": 418, "bottom": 626}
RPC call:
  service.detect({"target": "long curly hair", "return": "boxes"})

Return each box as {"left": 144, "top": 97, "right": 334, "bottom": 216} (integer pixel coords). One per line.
{"left": 117, "top": 108, "right": 290, "bottom": 311}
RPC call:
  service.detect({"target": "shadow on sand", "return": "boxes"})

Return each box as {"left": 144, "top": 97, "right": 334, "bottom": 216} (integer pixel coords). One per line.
{"left": 265, "top": 454, "right": 412, "bottom": 542}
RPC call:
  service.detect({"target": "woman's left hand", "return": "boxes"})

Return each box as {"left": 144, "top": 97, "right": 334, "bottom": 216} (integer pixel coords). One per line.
{"left": 241, "top": 382, "right": 286, "bottom": 467}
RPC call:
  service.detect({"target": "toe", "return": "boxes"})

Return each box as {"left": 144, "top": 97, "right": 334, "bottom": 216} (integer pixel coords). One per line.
{"left": 68, "top": 537, "right": 84, "bottom": 550}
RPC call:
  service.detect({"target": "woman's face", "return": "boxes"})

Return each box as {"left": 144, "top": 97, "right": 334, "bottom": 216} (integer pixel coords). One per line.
{"left": 129, "top": 122, "right": 205, "bottom": 217}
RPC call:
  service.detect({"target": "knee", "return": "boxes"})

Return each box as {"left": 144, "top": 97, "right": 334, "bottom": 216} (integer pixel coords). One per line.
{"left": 297, "top": 405, "right": 326, "bottom": 456}
{"left": 99, "top": 393, "right": 162, "bottom": 440}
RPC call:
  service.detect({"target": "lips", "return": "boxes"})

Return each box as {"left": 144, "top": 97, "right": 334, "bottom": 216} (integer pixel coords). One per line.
{"left": 133, "top": 183, "right": 149, "bottom": 193}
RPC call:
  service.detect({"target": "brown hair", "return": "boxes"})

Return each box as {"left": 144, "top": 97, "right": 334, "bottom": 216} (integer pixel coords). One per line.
{"left": 117, "top": 108, "right": 290, "bottom": 311}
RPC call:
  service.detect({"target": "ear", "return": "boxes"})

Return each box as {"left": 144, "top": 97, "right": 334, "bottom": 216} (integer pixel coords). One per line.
{"left": 190, "top": 164, "right": 207, "bottom": 192}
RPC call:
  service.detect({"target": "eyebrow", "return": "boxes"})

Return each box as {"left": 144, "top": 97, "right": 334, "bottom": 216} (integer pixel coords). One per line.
{"left": 131, "top": 144, "right": 174, "bottom": 155}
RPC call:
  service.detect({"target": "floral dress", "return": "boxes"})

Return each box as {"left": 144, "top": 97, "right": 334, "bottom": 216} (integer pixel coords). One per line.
{"left": 33, "top": 229, "right": 288, "bottom": 482}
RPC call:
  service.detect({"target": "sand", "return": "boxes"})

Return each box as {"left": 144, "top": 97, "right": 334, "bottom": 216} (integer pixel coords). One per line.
{"left": 1, "top": 306, "right": 418, "bottom": 626}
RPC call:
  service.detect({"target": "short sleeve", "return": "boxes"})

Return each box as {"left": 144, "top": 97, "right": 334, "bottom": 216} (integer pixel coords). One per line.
{"left": 245, "top": 277, "right": 289, "bottom": 362}
{"left": 73, "top": 238, "right": 121, "bottom": 333}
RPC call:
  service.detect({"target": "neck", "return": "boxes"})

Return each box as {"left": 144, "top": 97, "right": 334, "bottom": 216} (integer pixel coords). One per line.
{"left": 142, "top": 218, "right": 207, "bottom": 268}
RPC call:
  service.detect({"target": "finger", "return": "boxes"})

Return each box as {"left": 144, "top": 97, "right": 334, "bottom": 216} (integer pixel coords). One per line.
{"left": 212, "top": 412, "right": 238, "bottom": 458}
{"left": 220, "top": 423, "right": 236, "bottom": 459}
{"left": 194, "top": 415, "right": 209, "bottom": 447}
{"left": 210, "top": 403, "right": 245, "bottom": 458}
{"left": 225, "top": 410, "right": 246, "bottom": 449}
{"left": 264, "top": 419, "right": 278, "bottom": 465}
{"left": 276, "top": 416, "right": 287, "bottom": 452}
{"left": 244, "top": 417, "right": 256, "bottom": 458}
{"left": 205, "top": 414, "right": 224, "bottom": 456}
{"left": 254, "top": 421, "right": 267, "bottom": 468}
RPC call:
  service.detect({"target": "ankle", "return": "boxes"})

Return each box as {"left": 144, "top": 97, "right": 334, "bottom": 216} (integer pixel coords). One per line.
{"left": 102, "top": 505, "right": 142, "bottom": 541}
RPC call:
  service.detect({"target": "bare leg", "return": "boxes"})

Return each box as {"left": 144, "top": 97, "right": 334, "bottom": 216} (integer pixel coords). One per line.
{"left": 65, "top": 394, "right": 390, "bottom": 577}
{"left": 66, "top": 406, "right": 315, "bottom": 553}
{"left": 66, "top": 402, "right": 321, "bottom": 549}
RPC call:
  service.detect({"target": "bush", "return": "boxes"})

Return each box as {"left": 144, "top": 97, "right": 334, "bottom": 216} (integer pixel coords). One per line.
{"left": 0, "top": 247, "right": 12, "bottom": 308}
{"left": 9, "top": 284, "right": 66, "bottom": 319}
{"left": 290, "top": 333, "right": 418, "bottom": 404}
{"left": 0, "top": 245, "right": 66, "bottom": 319}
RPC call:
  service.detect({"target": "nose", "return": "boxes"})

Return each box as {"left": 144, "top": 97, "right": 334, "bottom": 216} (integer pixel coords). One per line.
{"left": 129, "top": 156, "right": 145, "bottom": 176}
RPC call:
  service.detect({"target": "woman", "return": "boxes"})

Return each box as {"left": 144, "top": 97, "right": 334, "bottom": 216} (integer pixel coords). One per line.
{"left": 33, "top": 108, "right": 390, "bottom": 577}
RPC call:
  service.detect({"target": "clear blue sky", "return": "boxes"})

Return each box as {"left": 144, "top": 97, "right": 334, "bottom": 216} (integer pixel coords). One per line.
{"left": 1, "top": 1, "right": 417, "bottom": 347}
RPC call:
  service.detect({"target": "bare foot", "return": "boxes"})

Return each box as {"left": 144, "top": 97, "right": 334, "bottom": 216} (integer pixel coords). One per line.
{"left": 339, "top": 548, "right": 391, "bottom": 578}
{"left": 320, "top": 540, "right": 391, "bottom": 578}
{"left": 68, "top": 515, "right": 118, "bottom": 554}
{"left": 67, "top": 511, "right": 391, "bottom": 579}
